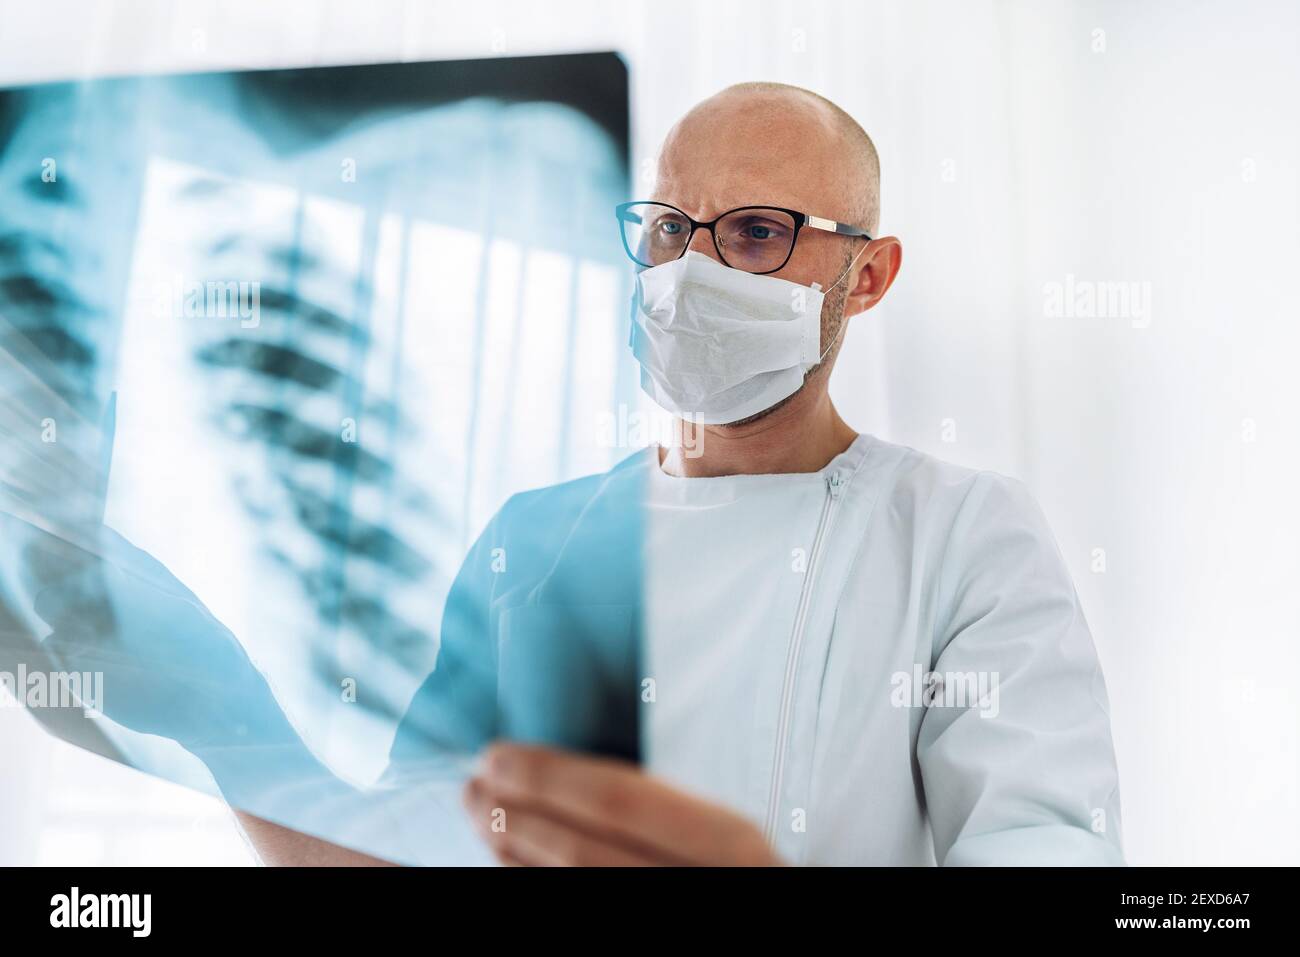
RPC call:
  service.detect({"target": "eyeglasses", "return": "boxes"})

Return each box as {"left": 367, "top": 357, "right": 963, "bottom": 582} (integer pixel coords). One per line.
{"left": 616, "top": 201, "right": 872, "bottom": 275}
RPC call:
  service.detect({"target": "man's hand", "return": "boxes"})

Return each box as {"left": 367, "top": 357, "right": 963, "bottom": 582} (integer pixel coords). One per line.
{"left": 462, "top": 742, "right": 783, "bottom": 866}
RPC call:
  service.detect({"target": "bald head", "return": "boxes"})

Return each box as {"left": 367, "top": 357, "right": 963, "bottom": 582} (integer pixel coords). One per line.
{"left": 658, "top": 82, "right": 880, "bottom": 235}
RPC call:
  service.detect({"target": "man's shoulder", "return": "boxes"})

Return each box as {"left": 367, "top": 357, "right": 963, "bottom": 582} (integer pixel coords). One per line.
{"left": 859, "top": 435, "right": 1069, "bottom": 608}
{"left": 860, "top": 434, "right": 1039, "bottom": 531}
{"left": 484, "top": 447, "right": 654, "bottom": 542}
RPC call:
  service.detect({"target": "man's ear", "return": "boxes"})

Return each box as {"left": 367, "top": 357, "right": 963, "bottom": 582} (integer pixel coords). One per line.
{"left": 843, "top": 237, "right": 902, "bottom": 318}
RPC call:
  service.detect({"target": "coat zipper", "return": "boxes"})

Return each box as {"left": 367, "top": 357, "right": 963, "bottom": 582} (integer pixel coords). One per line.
{"left": 763, "top": 469, "right": 846, "bottom": 844}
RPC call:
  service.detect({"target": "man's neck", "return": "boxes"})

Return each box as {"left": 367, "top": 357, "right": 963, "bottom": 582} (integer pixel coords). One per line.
{"left": 659, "top": 385, "right": 858, "bottom": 478}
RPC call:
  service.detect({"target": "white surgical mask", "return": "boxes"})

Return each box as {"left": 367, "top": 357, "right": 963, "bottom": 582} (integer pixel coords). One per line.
{"left": 628, "top": 249, "right": 860, "bottom": 425}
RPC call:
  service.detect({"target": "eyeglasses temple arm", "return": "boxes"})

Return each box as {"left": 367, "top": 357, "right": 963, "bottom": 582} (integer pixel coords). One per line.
{"left": 805, "top": 214, "right": 872, "bottom": 240}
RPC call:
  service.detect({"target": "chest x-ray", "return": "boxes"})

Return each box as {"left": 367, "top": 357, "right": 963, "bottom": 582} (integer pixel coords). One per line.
{"left": 0, "top": 54, "right": 645, "bottom": 864}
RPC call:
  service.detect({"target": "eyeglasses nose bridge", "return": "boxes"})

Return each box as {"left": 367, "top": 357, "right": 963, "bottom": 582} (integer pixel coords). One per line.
{"left": 684, "top": 220, "right": 721, "bottom": 260}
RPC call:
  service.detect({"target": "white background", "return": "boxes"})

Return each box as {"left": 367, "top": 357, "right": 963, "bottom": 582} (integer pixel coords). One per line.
{"left": 0, "top": 0, "right": 1296, "bottom": 866}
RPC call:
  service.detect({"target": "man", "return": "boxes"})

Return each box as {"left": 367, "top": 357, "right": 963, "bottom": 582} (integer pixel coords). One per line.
{"left": 234, "top": 81, "right": 1122, "bottom": 866}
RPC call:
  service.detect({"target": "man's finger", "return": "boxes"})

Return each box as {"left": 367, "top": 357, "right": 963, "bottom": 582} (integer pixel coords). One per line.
{"left": 469, "top": 797, "right": 662, "bottom": 867}
{"left": 464, "top": 775, "right": 660, "bottom": 865}
{"left": 477, "top": 743, "right": 770, "bottom": 864}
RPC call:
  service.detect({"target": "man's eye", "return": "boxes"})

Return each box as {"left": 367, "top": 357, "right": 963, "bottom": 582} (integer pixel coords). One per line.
{"left": 733, "top": 219, "right": 787, "bottom": 241}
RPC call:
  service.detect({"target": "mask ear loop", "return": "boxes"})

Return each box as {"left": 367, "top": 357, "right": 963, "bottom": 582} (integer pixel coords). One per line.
{"left": 809, "top": 241, "right": 871, "bottom": 364}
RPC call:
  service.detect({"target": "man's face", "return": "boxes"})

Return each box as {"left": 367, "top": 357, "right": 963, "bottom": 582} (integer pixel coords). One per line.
{"left": 647, "top": 93, "right": 866, "bottom": 416}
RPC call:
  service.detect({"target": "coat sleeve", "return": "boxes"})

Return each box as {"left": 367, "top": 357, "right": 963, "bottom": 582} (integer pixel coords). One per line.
{"left": 382, "top": 504, "right": 508, "bottom": 778}
{"left": 917, "top": 471, "right": 1124, "bottom": 866}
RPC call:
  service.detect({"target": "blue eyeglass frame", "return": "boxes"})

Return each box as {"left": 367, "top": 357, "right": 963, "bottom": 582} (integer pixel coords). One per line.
{"left": 615, "top": 200, "right": 872, "bottom": 275}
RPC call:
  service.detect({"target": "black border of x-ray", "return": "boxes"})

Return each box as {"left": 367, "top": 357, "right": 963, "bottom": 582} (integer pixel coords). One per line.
{"left": 0, "top": 51, "right": 631, "bottom": 162}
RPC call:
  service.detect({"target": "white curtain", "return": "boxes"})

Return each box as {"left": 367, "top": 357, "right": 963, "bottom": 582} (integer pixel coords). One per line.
{"left": 1, "top": 0, "right": 1296, "bottom": 865}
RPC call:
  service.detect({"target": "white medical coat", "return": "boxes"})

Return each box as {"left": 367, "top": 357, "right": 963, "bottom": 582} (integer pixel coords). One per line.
{"left": 638, "top": 433, "right": 1122, "bottom": 865}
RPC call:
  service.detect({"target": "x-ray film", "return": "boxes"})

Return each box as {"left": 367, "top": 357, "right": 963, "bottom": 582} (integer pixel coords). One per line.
{"left": 0, "top": 53, "right": 646, "bottom": 865}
